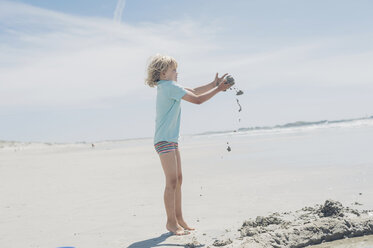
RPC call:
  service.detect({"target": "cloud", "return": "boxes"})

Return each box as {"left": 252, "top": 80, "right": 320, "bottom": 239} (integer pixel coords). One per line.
{"left": 0, "top": 0, "right": 373, "bottom": 111}
{"left": 0, "top": 1, "right": 221, "bottom": 108}
{"left": 222, "top": 40, "right": 373, "bottom": 88}
{"left": 113, "top": 0, "right": 126, "bottom": 23}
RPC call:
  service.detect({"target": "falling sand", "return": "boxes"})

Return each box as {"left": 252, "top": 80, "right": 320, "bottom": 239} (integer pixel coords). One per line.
{"left": 224, "top": 75, "right": 244, "bottom": 152}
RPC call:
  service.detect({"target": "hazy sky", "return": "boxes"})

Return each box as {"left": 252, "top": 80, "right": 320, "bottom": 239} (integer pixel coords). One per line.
{"left": 1, "top": 0, "right": 373, "bottom": 143}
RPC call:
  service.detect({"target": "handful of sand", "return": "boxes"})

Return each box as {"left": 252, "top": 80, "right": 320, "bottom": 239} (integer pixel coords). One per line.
{"left": 225, "top": 75, "right": 235, "bottom": 85}
{"left": 223, "top": 75, "right": 235, "bottom": 92}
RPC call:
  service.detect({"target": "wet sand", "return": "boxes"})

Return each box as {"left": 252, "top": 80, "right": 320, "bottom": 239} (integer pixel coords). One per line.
{"left": 238, "top": 200, "right": 373, "bottom": 247}
{"left": 309, "top": 235, "right": 373, "bottom": 248}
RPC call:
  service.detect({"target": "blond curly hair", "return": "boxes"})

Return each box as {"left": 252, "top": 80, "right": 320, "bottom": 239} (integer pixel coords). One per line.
{"left": 145, "top": 54, "right": 178, "bottom": 87}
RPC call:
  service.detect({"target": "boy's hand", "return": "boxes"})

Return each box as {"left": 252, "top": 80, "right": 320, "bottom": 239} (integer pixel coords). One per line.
{"left": 218, "top": 79, "right": 233, "bottom": 92}
{"left": 214, "top": 73, "right": 228, "bottom": 87}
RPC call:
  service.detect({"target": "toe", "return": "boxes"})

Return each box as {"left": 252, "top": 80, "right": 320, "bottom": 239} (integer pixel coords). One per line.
{"left": 176, "top": 230, "right": 190, "bottom": 235}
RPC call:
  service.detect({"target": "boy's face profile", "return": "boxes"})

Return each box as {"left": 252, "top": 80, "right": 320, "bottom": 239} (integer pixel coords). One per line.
{"left": 161, "top": 65, "right": 178, "bottom": 82}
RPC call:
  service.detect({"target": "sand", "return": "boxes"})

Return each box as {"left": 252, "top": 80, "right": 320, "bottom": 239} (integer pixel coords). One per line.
{"left": 1, "top": 121, "right": 373, "bottom": 248}
{"left": 309, "top": 235, "right": 373, "bottom": 247}
{"left": 238, "top": 199, "right": 373, "bottom": 247}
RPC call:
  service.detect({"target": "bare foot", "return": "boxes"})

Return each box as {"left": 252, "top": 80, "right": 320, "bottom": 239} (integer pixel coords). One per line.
{"left": 166, "top": 222, "right": 190, "bottom": 236}
{"left": 177, "top": 219, "right": 195, "bottom": 231}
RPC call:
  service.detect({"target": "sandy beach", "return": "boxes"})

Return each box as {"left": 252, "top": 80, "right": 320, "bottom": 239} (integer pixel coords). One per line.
{"left": 1, "top": 119, "right": 373, "bottom": 248}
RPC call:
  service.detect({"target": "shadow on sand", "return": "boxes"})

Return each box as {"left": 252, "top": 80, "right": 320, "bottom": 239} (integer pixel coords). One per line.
{"left": 127, "top": 232, "right": 204, "bottom": 248}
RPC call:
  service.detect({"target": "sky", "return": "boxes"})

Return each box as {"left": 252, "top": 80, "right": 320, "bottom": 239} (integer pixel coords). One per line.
{"left": 1, "top": 0, "right": 373, "bottom": 143}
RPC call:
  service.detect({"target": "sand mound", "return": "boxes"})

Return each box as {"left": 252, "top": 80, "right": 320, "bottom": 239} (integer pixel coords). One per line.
{"left": 238, "top": 200, "right": 373, "bottom": 248}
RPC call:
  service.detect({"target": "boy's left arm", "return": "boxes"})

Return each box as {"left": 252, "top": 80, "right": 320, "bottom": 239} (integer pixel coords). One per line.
{"left": 184, "top": 73, "right": 228, "bottom": 95}
{"left": 185, "top": 81, "right": 216, "bottom": 95}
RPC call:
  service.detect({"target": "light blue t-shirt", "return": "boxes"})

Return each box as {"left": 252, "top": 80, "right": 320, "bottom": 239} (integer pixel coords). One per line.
{"left": 154, "top": 80, "right": 188, "bottom": 145}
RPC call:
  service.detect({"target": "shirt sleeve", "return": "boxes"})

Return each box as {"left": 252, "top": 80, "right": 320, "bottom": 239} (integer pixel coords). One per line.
{"left": 168, "top": 82, "right": 187, "bottom": 101}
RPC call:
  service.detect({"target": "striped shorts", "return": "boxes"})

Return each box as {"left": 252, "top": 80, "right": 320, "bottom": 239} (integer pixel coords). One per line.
{"left": 154, "top": 141, "right": 178, "bottom": 155}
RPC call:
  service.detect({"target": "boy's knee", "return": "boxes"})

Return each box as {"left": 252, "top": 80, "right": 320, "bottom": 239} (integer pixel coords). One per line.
{"left": 177, "top": 174, "right": 182, "bottom": 184}
{"left": 166, "top": 178, "right": 178, "bottom": 189}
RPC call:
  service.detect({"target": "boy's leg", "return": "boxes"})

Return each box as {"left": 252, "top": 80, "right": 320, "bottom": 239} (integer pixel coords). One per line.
{"left": 175, "top": 148, "right": 195, "bottom": 230}
{"left": 159, "top": 150, "right": 189, "bottom": 235}
{"left": 175, "top": 148, "right": 183, "bottom": 219}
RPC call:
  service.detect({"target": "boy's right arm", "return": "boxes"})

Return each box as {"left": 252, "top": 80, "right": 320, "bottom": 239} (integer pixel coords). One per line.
{"left": 182, "top": 82, "right": 232, "bottom": 104}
